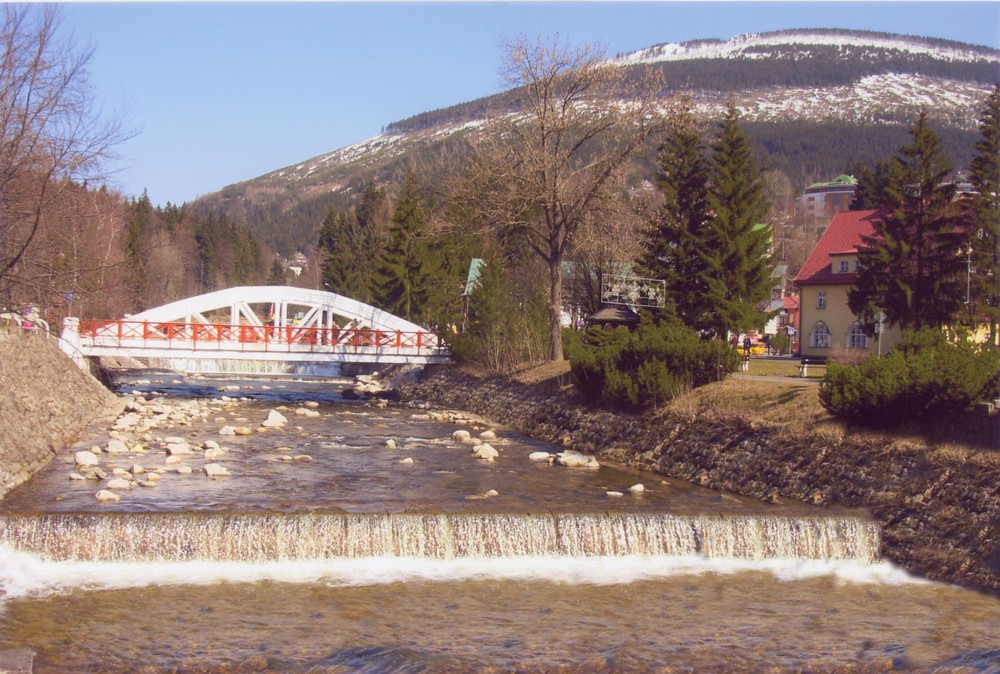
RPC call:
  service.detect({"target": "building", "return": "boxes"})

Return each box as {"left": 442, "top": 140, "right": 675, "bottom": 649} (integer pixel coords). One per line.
{"left": 798, "top": 174, "right": 858, "bottom": 224}
{"left": 794, "top": 209, "right": 902, "bottom": 359}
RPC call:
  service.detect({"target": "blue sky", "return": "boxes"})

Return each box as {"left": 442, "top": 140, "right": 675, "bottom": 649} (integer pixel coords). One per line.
{"left": 60, "top": 2, "right": 1000, "bottom": 206}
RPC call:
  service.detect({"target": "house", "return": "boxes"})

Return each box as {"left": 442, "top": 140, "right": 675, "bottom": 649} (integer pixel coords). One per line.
{"left": 794, "top": 209, "right": 902, "bottom": 359}
{"left": 798, "top": 174, "right": 858, "bottom": 225}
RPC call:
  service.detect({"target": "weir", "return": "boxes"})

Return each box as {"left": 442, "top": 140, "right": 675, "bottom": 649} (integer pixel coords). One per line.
{"left": 0, "top": 511, "right": 881, "bottom": 563}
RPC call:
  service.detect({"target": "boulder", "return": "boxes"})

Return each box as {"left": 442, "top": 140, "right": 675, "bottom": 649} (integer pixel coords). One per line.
{"left": 399, "top": 457, "right": 414, "bottom": 465}
{"left": 95, "top": 489, "right": 120, "bottom": 502}
{"left": 106, "top": 477, "right": 132, "bottom": 490}
{"left": 528, "top": 451, "right": 552, "bottom": 462}
{"left": 261, "top": 410, "right": 288, "bottom": 428}
{"left": 385, "top": 439, "right": 397, "bottom": 449}
{"left": 204, "top": 463, "right": 230, "bottom": 477}
{"left": 629, "top": 484, "right": 645, "bottom": 494}
{"left": 105, "top": 439, "right": 129, "bottom": 454}
{"left": 472, "top": 443, "right": 499, "bottom": 461}
{"left": 606, "top": 491, "right": 625, "bottom": 497}
{"left": 166, "top": 442, "right": 192, "bottom": 456}
{"left": 556, "top": 450, "right": 600, "bottom": 469}
{"left": 74, "top": 450, "right": 99, "bottom": 467}
{"left": 204, "top": 447, "right": 226, "bottom": 461}
{"left": 452, "top": 430, "right": 472, "bottom": 443}
{"left": 480, "top": 430, "right": 497, "bottom": 441}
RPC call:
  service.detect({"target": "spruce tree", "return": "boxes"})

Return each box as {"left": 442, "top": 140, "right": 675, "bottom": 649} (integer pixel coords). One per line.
{"left": 849, "top": 110, "right": 968, "bottom": 330}
{"left": 319, "top": 208, "right": 367, "bottom": 300}
{"left": 372, "top": 166, "right": 430, "bottom": 322}
{"left": 266, "top": 259, "right": 286, "bottom": 286}
{"left": 968, "top": 83, "right": 1000, "bottom": 344}
{"left": 639, "top": 98, "right": 712, "bottom": 329}
{"left": 702, "top": 104, "right": 774, "bottom": 338}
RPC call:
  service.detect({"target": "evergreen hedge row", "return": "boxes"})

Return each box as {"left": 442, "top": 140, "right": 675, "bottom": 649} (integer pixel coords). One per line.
{"left": 564, "top": 315, "right": 739, "bottom": 410}
{"left": 819, "top": 329, "right": 1000, "bottom": 427}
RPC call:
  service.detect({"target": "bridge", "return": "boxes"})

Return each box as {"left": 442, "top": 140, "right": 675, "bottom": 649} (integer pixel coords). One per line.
{"left": 60, "top": 286, "right": 450, "bottom": 376}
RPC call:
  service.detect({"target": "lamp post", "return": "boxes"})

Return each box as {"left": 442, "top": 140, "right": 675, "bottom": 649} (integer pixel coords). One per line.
{"left": 874, "top": 310, "right": 886, "bottom": 358}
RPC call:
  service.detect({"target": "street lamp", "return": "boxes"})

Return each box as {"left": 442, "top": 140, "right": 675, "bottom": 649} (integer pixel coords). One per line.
{"left": 874, "top": 310, "right": 886, "bottom": 358}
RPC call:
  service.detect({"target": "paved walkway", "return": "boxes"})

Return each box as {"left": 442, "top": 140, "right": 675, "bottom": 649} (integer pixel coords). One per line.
{"left": 731, "top": 373, "right": 821, "bottom": 385}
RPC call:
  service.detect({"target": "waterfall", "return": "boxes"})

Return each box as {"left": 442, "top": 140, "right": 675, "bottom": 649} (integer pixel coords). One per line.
{"left": 0, "top": 512, "right": 881, "bottom": 564}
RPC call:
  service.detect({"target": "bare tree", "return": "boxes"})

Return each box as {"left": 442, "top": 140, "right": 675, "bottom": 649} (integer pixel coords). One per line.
{"left": 458, "top": 36, "right": 665, "bottom": 361}
{"left": 0, "top": 5, "right": 128, "bottom": 311}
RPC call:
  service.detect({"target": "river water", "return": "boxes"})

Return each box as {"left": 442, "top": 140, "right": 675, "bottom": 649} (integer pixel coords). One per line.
{"left": 1, "top": 372, "right": 999, "bottom": 673}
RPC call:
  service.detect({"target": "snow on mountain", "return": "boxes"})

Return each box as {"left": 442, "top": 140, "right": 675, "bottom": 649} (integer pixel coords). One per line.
{"left": 698, "top": 73, "right": 990, "bottom": 129}
{"left": 614, "top": 29, "right": 1000, "bottom": 65}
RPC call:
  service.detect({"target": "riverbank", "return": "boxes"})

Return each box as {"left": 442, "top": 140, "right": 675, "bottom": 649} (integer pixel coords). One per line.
{"left": 0, "top": 332, "right": 122, "bottom": 499}
{"left": 397, "top": 364, "right": 1000, "bottom": 596}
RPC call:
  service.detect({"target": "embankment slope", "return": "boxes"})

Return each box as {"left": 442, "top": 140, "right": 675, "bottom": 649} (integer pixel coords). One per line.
{"left": 0, "top": 333, "right": 121, "bottom": 499}
{"left": 398, "top": 365, "right": 1000, "bottom": 596}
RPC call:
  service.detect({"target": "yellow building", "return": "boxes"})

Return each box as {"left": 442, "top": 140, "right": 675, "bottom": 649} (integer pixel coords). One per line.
{"left": 794, "top": 209, "right": 902, "bottom": 360}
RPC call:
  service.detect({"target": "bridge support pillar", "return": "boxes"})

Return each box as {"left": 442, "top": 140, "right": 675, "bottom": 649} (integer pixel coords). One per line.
{"left": 60, "top": 317, "right": 87, "bottom": 371}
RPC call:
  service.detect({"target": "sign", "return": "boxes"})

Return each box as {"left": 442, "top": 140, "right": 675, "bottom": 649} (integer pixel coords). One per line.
{"left": 600, "top": 274, "right": 665, "bottom": 308}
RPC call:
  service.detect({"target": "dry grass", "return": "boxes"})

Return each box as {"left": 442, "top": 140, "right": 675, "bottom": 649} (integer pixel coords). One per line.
{"left": 667, "top": 376, "right": 836, "bottom": 431}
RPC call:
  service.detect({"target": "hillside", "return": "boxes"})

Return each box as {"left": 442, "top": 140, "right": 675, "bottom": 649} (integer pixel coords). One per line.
{"left": 190, "top": 29, "right": 1000, "bottom": 256}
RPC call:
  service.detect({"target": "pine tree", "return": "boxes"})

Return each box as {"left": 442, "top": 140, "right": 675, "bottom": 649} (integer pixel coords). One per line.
{"left": 701, "top": 104, "right": 774, "bottom": 338}
{"left": 372, "top": 167, "right": 431, "bottom": 322}
{"left": 266, "top": 259, "right": 287, "bottom": 286}
{"left": 124, "top": 190, "right": 153, "bottom": 307}
{"left": 639, "top": 98, "right": 712, "bottom": 328}
{"left": 319, "top": 208, "right": 367, "bottom": 299}
{"left": 849, "top": 110, "right": 968, "bottom": 330}
{"left": 968, "top": 83, "right": 1000, "bottom": 344}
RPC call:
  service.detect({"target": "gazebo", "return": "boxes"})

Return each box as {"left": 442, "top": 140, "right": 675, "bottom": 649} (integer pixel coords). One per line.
{"left": 584, "top": 304, "right": 640, "bottom": 331}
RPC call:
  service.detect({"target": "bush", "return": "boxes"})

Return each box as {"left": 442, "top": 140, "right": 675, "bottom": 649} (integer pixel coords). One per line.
{"left": 819, "top": 328, "right": 1000, "bottom": 427}
{"left": 564, "top": 313, "right": 739, "bottom": 410}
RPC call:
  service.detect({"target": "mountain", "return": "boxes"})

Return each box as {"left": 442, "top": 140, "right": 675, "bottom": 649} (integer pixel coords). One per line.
{"left": 189, "top": 29, "right": 1000, "bottom": 256}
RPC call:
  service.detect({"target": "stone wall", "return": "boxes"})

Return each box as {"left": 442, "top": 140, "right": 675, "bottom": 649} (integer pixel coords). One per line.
{"left": 0, "top": 332, "right": 121, "bottom": 499}
{"left": 398, "top": 366, "right": 1000, "bottom": 597}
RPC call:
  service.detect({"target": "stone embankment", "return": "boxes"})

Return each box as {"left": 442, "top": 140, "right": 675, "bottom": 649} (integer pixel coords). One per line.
{"left": 398, "top": 365, "right": 1000, "bottom": 597}
{"left": 0, "top": 332, "right": 122, "bottom": 499}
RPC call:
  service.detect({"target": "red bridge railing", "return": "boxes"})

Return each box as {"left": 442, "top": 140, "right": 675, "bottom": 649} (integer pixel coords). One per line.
{"left": 77, "top": 319, "right": 447, "bottom": 355}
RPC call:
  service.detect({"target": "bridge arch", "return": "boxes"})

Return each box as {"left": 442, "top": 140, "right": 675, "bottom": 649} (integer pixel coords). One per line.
{"left": 128, "top": 286, "right": 426, "bottom": 334}
{"left": 62, "top": 286, "right": 448, "bottom": 374}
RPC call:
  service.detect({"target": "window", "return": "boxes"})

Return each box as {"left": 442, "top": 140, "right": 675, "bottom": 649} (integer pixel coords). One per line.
{"left": 810, "top": 322, "right": 831, "bottom": 348}
{"left": 847, "top": 323, "right": 868, "bottom": 349}
{"left": 839, "top": 260, "right": 849, "bottom": 273}
{"left": 817, "top": 291, "right": 827, "bottom": 309}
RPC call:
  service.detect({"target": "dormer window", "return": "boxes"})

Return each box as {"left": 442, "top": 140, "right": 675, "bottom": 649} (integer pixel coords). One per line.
{"left": 839, "top": 260, "right": 849, "bottom": 272}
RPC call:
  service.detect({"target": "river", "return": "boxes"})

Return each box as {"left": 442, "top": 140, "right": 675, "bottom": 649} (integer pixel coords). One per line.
{"left": 0, "top": 372, "right": 998, "bottom": 673}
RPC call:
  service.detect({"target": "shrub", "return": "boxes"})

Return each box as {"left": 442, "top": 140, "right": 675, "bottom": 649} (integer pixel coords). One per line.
{"left": 819, "top": 328, "right": 1000, "bottom": 427}
{"left": 564, "top": 313, "right": 739, "bottom": 410}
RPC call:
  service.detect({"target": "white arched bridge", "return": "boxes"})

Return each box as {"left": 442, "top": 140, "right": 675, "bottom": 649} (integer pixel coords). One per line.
{"left": 60, "top": 286, "right": 450, "bottom": 376}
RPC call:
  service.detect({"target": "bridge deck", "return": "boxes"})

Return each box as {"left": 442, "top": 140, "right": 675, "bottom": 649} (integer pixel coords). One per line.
{"left": 73, "top": 319, "right": 451, "bottom": 365}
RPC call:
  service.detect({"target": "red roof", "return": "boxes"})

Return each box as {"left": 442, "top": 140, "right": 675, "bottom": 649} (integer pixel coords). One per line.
{"left": 794, "top": 210, "right": 882, "bottom": 286}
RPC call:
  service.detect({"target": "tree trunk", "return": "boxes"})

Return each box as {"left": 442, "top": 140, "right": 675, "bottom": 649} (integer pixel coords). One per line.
{"left": 548, "top": 256, "right": 564, "bottom": 361}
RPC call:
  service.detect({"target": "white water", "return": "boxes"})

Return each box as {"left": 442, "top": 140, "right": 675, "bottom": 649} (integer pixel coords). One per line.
{"left": 0, "top": 510, "right": 921, "bottom": 602}
{"left": 0, "top": 511, "right": 882, "bottom": 562}
{"left": 0, "top": 543, "right": 927, "bottom": 602}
